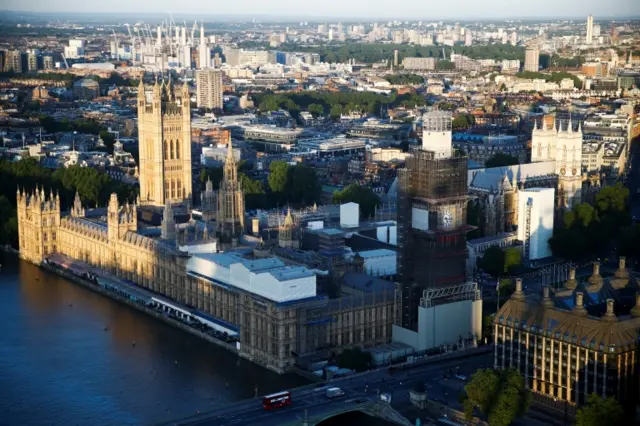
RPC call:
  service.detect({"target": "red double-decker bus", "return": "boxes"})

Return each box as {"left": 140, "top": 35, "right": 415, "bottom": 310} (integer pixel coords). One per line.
{"left": 262, "top": 391, "right": 292, "bottom": 410}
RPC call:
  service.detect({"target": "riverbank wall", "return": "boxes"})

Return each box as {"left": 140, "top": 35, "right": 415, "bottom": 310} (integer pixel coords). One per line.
{"left": 38, "top": 260, "right": 240, "bottom": 355}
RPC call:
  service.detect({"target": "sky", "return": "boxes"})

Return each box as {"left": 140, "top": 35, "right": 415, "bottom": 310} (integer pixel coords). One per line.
{"left": 1, "top": 0, "right": 639, "bottom": 19}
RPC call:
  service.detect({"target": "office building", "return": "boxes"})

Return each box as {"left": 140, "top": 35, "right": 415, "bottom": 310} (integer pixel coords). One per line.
{"left": 3, "top": 49, "right": 22, "bottom": 73}
{"left": 42, "top": 55, "right": 54, "bottom": 70}
{"left": 22, "top": 51, "right": 38, "bottom": 72}
{"left": 586, "top": 15, "right": 594, "bottom": 44}
{"left": 196, "top": 69, "right": 223, "bottom": 110}
{"left": 396, "top": 111, "right": 471, "bottom": 331}
{"left": 494, "top": 261, "right": 640, "bottom": 413}
{"left": 198, "top": 24, "right": 210, "bottom": 69}
{"left": 524, "top": 46, "right": 539, "bottom": 72}
{"left": 516, "top": 188, "right": 554, "bottom": 260}
{"left": 401, "top": 57, "right": 436, "bottom": 71}
{"left": 64, "top": 39, "right": 85, "bottom": 59}
{"left": 137, "top": 79, "right": 193, "bottom": 207}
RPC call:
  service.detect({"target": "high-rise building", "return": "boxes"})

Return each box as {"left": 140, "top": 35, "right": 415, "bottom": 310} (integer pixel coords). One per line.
{"left": 4, "top": 49, "right": 22, "bottom": 73}
{"left": 22, "top": 51, "right": 38, "bottom": 72}
{"left": 42, "top": 55, "right": 54, "bottom": 70}
{"left": 196, "top": 69, "right": 223, "bottom": 110}
{"left": 216, "top": 139, "right": 244, "bottom": 245}
{"left": 198, "top": 24, "right": 210, "bottom": 69}
{"left": 524, "top": 46, "right": 539, "bottom": 72}
{"left": 393, "top": 49, "right": 399, "bottom": 67}
{"left": 136, "top": 79, "right": 193, "bottom": 207}
{"left": 586, "top": 15, "right": 594, "bottom": 44}
{"left": 396, "top": 111, "right": 470, "bottom": 330}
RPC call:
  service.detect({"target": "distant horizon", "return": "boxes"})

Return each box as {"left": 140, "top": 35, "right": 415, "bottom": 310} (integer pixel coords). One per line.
{"left": 1, "top": 0, "right": 639, "bottom": 21}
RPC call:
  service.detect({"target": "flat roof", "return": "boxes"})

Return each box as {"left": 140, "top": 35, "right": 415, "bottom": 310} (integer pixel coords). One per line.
{"left": 358, "top": 249, "right": 396, "bottom": 258}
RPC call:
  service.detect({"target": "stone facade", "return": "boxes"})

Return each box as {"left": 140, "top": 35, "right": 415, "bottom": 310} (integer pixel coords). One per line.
{"left": 137, "top": 79, "right": 193, "bottom": 207}
{"left": 17, "top": 189, "right": 188, "bottom": 300}
{"left": 531, "top": 118, "right": 583, "bottom": 209}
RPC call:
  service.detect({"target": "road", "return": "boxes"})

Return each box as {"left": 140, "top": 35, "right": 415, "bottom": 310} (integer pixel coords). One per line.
{"left": 160, "top": 352, "right": 492, "bottom": 426}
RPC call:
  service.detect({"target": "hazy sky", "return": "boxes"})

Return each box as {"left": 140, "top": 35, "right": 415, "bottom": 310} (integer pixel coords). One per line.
{"left": 2, "top": 0, "right": 638, "bottom": 19}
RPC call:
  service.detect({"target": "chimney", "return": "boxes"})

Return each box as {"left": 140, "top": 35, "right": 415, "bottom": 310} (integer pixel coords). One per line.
{"left": 512, "top": 278, "right": 525, "bottom": 300}
{"left": 632, "top": 293, "right": 640, "bottom": 317}
{"left": 603, "top": 298, "right": 617, "bottom": 322}
{"left": 619, "top": 257, "right": 626, "bottom": 270}
{"left": 593, "top": 261, "right": 600, "bottom": 276}
{"left": 573, "top": 292, "right": 587, "bottom": 316}
{"left": 542, "top": 286, "right": 553, "bottom": 307}
{"left": 565, "top": 266, "right": 578, "bottom": 290}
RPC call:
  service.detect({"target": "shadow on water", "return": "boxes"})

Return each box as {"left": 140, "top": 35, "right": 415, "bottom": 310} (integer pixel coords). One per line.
{"left": 0, "top": 253, "right": 309, "bottom": 426}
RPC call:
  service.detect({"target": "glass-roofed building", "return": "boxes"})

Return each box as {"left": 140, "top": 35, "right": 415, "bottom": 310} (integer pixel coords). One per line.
{"left": 493, "top": 258, "right": 640, "bottom": 417}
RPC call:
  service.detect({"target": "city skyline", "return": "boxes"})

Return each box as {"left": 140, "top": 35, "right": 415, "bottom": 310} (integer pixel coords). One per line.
{"left": 2, "top": 0, "right": 639, "bottom": 20}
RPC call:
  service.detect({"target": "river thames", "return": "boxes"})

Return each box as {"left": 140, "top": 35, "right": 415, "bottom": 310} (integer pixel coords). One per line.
{"left": 0, "top": 252, "right": 308, "bottom": 426}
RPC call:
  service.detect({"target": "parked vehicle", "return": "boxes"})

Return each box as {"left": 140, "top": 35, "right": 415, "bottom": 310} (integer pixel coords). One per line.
{"left": 454, "top": 374, "right": 467, "bottom": 381}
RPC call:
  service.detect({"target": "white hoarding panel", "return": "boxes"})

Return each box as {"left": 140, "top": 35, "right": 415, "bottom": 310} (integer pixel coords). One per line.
{"left": 411, "top": 207, "right": 429, "bottom": 231}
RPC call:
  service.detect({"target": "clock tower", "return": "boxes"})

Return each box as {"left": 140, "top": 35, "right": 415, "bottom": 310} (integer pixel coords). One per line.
{"left": 397, "top": 111, "right": 470, "bottom": 331}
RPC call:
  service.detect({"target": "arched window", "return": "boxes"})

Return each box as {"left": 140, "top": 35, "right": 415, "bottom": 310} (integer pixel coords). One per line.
{"left": 177, "top": 179, "right": 182, "bottom": 198}
{"left": 175, "top": 140, "right": 180, "bottom": 159}
{"left": 165, "top": 180, "right": 170, "bottom": 199}
{"left": 170, "top": 140, "right": 175, "bottom": 160}
{"left": 164, "top": 140, "right": 169, "bottom": 160}
{"left": 171, "top": 180, "right": 176, "bottom": 199}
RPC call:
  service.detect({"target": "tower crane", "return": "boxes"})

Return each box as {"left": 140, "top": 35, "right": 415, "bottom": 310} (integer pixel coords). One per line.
{"left": 111, "top": 29, "right": 120, "bottom": 61}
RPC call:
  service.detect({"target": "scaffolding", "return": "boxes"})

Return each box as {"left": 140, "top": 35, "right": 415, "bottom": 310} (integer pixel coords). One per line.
{"left": 397, "top": 147, "right": 470, "bottom": 330}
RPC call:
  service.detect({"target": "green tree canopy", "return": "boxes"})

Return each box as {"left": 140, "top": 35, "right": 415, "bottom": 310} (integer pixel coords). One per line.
{"left": 336, "top": 347, "right": 372, "bottom": 372}
{"left": 575, "top": 394, "right": 624, "bottom": 426}
{"left": 268, "top": 160, "right": 290, "bottom": 198}
{"left": 308, "top": 103, "right": 325, "bottom": 118}
{"left": 332, "top": 184, "right": 381, "bottom": 219}
{"left": 485, "top": 153, "right": 519, "bottom": 168}
{"left": 385, "top": 74, "right": 424, "bottom": 85}
{"left": 199, "top": 167, "right": 224, "bottom": 189}
{"left": 452, "top": 114, "right": 473, "bottom": 130}
{"left": 478, "top": 246, "right": 506, "bottom": 277}
{"left": 462, "top": 369, "right": 531, "bottom": 426}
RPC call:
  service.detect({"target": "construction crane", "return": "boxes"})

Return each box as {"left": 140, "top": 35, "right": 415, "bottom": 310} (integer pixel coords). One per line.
{"left": 111, "top": 29, "right": 119, "bottom": 61}
{"left": 61, "top": 52, "right": 69, "bottom": 69}
{"left": 190, "top": 20, "right": 198, "bottom": 45}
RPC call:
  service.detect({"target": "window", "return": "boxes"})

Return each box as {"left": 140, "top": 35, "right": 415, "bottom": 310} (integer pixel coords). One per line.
{"left": 164, "top": 140, "right": 169, "bottom": 159}
{"left": 170, "top": 140, "right": 175, "bottom": 159}
{"left": 175, "top": 140, "right": 180, "bottom": 159}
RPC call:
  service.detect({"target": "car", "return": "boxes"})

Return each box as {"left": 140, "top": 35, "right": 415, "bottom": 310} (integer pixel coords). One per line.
{"left": 380, "top": 393, "right": 392, "bottom": 404}
{"left": 326, "top": 387, "right": 345, "bottom": 399}
{"left": 454, "top": 374, "right": 467, "bottom": 381}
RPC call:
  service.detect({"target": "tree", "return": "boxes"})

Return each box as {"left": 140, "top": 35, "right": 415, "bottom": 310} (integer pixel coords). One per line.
{"left": 336, "top": 347, "right": 372, "bottom": 372}
{"left": 452, "top": 114, "right": 471, "bottom": 130}
{"left": 436, "top": 60, "right": 455, "bottom": 70}
{"left": 239, "top": 173, "right": 266, "bottom": 210}
{"left": 288, "top": 164, "right": 320, "bottom": 206}
{"left": 478, "top": 246, "right": 506, "bottom": 278}
{"left": 462, "top": 369, "right": 530, "bottom": 426}
{"left": 575, "top": 394, "right": 624, "bottom": 426}
{"left": 308, "top": 103, "right": 324, "bottom": 118}
{"left": 332, "top": 184, "right": 381, "bottom": 219}
{"left": 330, "top": 104, "right": 343, "bottom": 120}
{"left": 199, "top": 167, "right": 224, "bottom": 189}
{"left": 268, "top": 160, "right": 290, "bottom": 201}
{"left": 485, "top": 153, "right": 519, "bottom": 168}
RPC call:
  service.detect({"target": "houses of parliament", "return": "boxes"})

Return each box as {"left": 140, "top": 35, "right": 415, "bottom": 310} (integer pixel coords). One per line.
{"left": 16, "top": 79, "right": 394, "bottom": 373}
{"left": 17, "top": 78, "right": 246, "bottom": 314}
